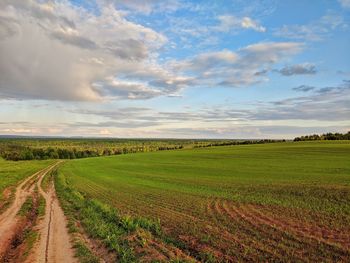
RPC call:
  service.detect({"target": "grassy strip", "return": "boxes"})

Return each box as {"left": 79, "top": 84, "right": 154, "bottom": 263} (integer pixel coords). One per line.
{"left": 18, "top": 196, "right": 34, "bottom": 216}
{"left": 16, "top": 187, "right": 44, "bottom": 259}
{"left": 41, "top": 171, "right": 50, "bottom": 192}
{"left": 21, "top": 230, "right": 38, "bottom": 259}
{"left": 38, "top": 194, "right": 46, "bottom": 217}
{"left": 41, "top": 167, "right": 55, "bottom": 193}
{"left": 54, "top": 170, "right": 191, "bottom": 262}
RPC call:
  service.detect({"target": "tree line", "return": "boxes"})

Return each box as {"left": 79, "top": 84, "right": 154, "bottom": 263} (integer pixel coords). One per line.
{"left": 294, "top": 131, "right": 350, "bottom": 141}
{"left": 3, "top": 131, "right": 347, "bottom": 160}
{"left": 0, "top": 145, "right": 184, "bottom": 161}
{"left": 193, "top": 139, "right": 284, "bottom": 148}
{"left": 0, "top": 139, "right": 285, "bottom": 161}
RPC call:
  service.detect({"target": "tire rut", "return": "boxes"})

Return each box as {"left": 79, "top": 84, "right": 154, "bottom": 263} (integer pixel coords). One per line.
{"left": 28, "top": 161, "right": 77, "bottom": 263}
{"left": 0, "top": 165, "right": 55, "bottom": 258}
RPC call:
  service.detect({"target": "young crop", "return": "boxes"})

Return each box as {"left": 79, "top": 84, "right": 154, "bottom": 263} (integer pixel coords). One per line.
{"left": 57, "top": 141, "right": 350, "bottom": 262}
{"left": 54, "top": 169, "right": 187, "bottom": 262}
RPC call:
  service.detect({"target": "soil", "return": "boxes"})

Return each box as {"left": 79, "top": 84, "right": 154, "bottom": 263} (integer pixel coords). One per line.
{"left": 0, "top": 163, "right": 77, "bottom": 263}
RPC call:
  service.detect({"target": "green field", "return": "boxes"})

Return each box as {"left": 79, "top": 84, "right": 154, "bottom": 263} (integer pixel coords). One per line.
{"left": 57, "top": 141, "right": 350, "bottom": 261}
{"left": 0, "top": 158, "right": 53, "bottom": 212}
{"left": 0, "top": 158, "right": 53, "bottom": 196}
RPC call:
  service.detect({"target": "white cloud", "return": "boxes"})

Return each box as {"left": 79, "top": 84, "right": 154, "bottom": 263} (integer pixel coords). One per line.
{"left": 94, "top": 78, "right": 163, "bottom": 100}
{"left": 1, "top": 80, "right": 349, "bottom": 138}
{"left": 214, "top": 15, "right": 266, "bottom": 33}
{"left": 172, "top": 42, "right": 303, "bottom": 88}
{"left": 0, "top": 0, "right": 188, "bottom": 101}
{"left": 173, "top": 50, "right": 238, "bottom": 72}
{"left": 40, "top": 81, "right": 350, "bottom": 137}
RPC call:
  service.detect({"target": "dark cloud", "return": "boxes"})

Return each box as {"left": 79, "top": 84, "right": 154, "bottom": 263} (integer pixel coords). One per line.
{"left": 51, "top": 31, "right": 98, "bottom": 50}
{"left": 277, "top": 64, "right": 317, "bottom": 76}
{"left": 292, "top": 85, "right": 315, "bottom": 92}
{"left": 105, "top": 39, "right": 148, "bottom": 60}
{"left": 0, "top": 17, "right": 19, "bottom": 40}
{"left": 316, "top": 80, "right": 350, "bottom": 94}
{"left": 254, "top": 69, "right": 268, "bottom": 76}
{"left": 0, "top": 121, "right": 30, "bottom": 125}
{"left": 252, "top": 81, "right": 350, "bottom": 121}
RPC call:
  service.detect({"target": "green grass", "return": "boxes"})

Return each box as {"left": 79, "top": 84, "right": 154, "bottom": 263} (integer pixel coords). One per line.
{"left": 73, "top": 241, "right": 100, "bottom": 263}
{"left": 38, "top": 194, "right": 46, "bottom": 217}
{"left": 41, "top": 166, "right": 56, "bottom": 192}
{"left": 18, "top": 196, "right": 34, "bottom": 216}
{"left": 58, "top": 141, "right": 350, "bottom": 261}
{"left": 22, "top": 230, "right": 38, "bottom": 259}
{"left": 0, "top": 158, "right": 53, "bottom": 192}
{"left": 0, "top": 158, "right": 53, "bottom": 209}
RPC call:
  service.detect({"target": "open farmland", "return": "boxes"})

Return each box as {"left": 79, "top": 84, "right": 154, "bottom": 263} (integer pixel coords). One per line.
{"left": 2, "top": 0, "right": 350, "bottom": 261}
{"left": 57, "top": 141, "right": 350, "bottom": 262}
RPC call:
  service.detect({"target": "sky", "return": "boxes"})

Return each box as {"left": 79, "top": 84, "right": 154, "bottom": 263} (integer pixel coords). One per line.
{"left": 0, "top": 0, "right": 349, "bottom": 139}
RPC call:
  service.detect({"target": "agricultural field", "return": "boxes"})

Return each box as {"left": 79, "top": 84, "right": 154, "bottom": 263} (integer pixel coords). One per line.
{"left": 1, "top": 0, "right": 349, "bottom": 262}
{"left": 56, "top": 141, "right": 350, "bottom": 262}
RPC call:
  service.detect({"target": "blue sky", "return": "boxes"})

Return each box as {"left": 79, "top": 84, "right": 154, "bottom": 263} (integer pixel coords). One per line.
{"left": 0, "top": 0, "right": 349, "bottom": 138}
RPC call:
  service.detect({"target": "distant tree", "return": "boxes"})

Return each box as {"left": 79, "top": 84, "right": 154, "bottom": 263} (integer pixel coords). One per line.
{"left": 103, "top": 149, "right": 112, "bottom": 156}
{"left": 294, "top": 131, "right": 350, "bottom": 141}
{"left": 21, "top": 149, "right": 34, "bottom": 160}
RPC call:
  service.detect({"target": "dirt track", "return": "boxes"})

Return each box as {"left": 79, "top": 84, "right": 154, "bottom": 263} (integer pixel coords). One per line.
{"left": 0, "top": 166, "right": 48, "bottom": 257}
{"left": 0, "top": 163, "right": 76, "bottom": 263}
{"left": 28, "top": 163, "right": 77, "bottom": 263}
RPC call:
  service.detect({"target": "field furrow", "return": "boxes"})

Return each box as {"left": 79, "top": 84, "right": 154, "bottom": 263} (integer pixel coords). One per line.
{"left": 56, "top": 141, "right": 350, "bottom": 262}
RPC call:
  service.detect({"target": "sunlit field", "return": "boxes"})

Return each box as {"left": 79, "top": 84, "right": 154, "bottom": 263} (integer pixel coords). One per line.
{"left": 57, "top": 141, "right": 350, "bottom": 262}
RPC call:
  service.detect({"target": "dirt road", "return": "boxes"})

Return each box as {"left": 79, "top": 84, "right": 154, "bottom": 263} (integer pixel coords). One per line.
{"left": 28, "top": 163, "right": 77, "bottom": 263}
{"left": 0, "top": 162, "right": 77, "bottom": 263}
{"left": 0, "top": 165, "right": 50, "bottom": 256}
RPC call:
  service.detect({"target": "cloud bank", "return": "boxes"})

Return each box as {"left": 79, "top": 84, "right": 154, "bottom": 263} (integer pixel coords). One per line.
{"left": 0, "top": 1, "right": 306, "bottom": 101}
{"left": 0, "top": 0, "right": 188, "bottom": 101}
